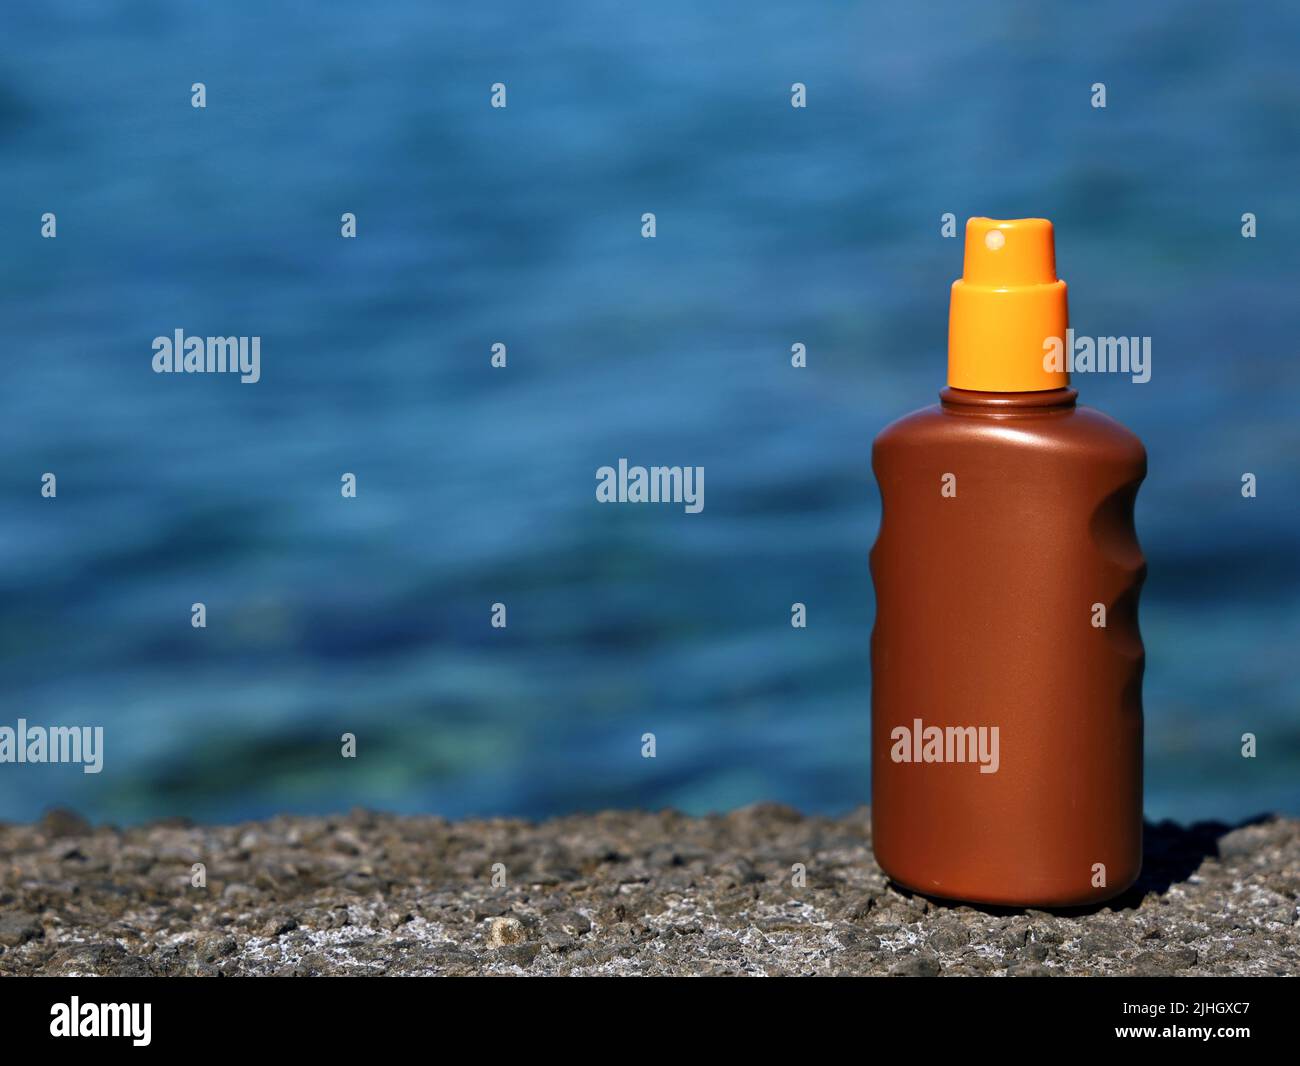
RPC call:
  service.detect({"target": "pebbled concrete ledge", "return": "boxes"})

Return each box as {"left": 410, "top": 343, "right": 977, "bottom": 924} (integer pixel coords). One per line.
{"left": 0, "top": 805, "right": 1296, "bottom": 976}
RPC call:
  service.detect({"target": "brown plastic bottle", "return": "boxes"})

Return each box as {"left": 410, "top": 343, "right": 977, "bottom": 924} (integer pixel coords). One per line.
{"left": 870, "top": 218, "right": 1145, "bottom": 907}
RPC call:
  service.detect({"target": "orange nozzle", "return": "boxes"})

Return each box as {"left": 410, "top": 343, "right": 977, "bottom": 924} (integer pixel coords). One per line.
{"left": 948, "top": 217, "right": 1069, "bottom": 392}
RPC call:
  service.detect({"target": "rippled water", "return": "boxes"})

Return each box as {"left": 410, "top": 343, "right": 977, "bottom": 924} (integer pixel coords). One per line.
{"left": 1, "top": 2, "right": 1297, "bottom": 824}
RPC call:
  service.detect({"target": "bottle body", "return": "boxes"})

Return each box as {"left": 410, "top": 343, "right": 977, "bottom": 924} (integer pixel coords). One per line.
{"left": 870, "top": 387, "right": 1146, "bottom": 907}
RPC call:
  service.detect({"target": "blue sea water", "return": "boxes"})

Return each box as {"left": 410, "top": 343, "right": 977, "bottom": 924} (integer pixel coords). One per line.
{"left": 0, "top": 2, "right": 1297, "bottom": 825}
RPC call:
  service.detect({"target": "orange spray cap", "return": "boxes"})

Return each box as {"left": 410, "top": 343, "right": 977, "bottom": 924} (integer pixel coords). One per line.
{"left": 948, "top": 217, "right": 1069, "bottom": 392}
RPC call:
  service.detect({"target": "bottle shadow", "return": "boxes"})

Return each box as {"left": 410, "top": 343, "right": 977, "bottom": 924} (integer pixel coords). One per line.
{"left": 889, "top": 814, "right": 1276, "bottom": 917}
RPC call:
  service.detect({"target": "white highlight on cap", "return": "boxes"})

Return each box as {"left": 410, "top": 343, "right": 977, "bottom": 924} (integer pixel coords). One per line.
{"left": 984, "top": 229, "right": 1006, "bottom": 251}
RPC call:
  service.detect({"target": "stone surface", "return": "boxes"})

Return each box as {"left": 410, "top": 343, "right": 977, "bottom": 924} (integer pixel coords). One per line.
{"left": 0, "top": 805, "right": 1295, "bottom": 976}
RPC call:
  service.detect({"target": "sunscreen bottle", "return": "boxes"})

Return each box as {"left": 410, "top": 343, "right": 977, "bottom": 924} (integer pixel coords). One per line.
{"left": 870, "top": 217, "right": 1146, "bottom": 906}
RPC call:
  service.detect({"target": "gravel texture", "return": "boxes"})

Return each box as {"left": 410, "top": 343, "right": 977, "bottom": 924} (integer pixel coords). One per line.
{"left": 0, "top": 805, "right": 1296, "bottom": 976}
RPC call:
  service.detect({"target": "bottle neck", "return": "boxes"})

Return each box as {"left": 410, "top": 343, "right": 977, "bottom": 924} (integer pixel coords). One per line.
{"left": 940, "top": 386, "right": 1077, "bottom": 413}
